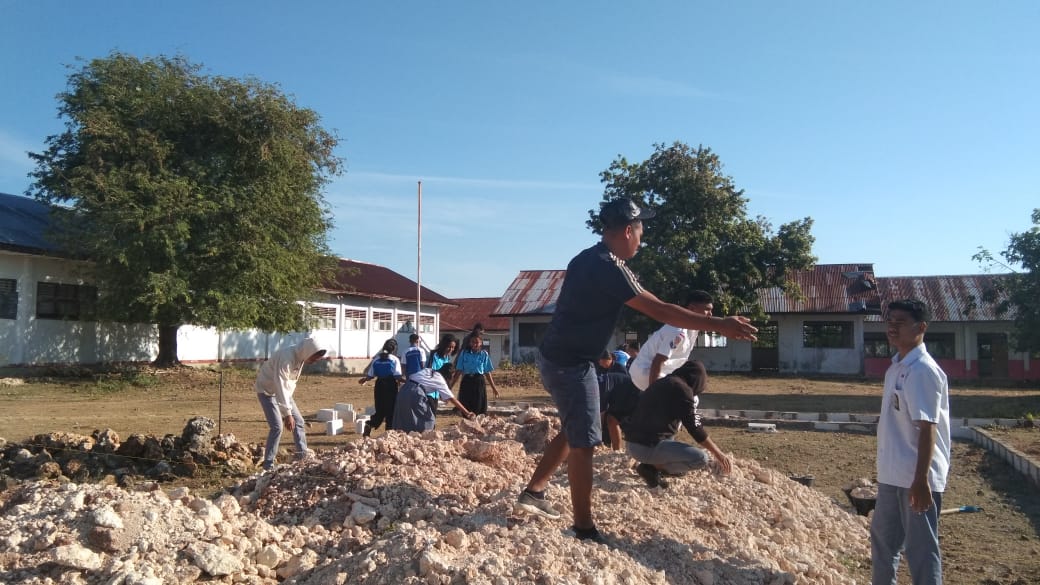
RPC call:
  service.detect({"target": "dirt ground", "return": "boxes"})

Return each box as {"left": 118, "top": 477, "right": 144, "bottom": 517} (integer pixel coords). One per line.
{"left": 1, "top": 367, "right": 1039, "bottom": 584}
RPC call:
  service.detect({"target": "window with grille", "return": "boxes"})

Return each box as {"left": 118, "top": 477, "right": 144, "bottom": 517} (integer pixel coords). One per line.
{"left": 864, "top": 332, "right": 890, "bottom": 357}
{"left": 519, "top": 322, "right": 549, "bottom": 346}
{"left": 925, "top": 332, "right": 956, "bottom": 359}
{"left": 802, "top": 321, "right": 854, "bottom": 349}
{"left": 373, "top": 311, "right": 393, "bottom": 332}
{"left": 309, "top": 306, "right": 337, "bottom": 330}
{"left": 36, "top": 281, "right": 97, "bottom": 320}
{"left": 0, "top": 279, "right": 16, "bottom": 320}
{"left": 344, "top": 308, "right": 367, "bottom": 331}
{"left": 419, "top": 315, "right": 435, "bottom": 333}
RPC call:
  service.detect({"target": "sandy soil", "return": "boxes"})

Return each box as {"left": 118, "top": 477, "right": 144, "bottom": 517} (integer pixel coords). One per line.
{"left": 1, "top": 368, "right": 1039, "bottom": 584}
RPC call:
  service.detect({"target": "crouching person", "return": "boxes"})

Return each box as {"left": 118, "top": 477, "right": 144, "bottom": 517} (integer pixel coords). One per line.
{"left": 394, "top": 367, "right": 476, "bottom": 433}
{"left": 621, "top": 359, "right": 731, "bottom": 488}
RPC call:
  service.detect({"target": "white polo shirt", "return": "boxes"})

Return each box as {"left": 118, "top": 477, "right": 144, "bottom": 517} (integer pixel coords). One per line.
{"left": 629, "top": 325, "right": 699, "bottom": 390}
{"left": 876, "top": 344, "right": 951, "bottom": 491}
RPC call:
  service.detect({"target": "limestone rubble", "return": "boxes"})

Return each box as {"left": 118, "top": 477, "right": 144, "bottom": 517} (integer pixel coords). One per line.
{"left": 0, "top": 408, "right": 870, "bottom": 584}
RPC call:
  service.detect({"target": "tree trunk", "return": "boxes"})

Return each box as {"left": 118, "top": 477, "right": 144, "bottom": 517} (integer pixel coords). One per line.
{"left": 154, "top": 324, "right": 182, "bottom": 368}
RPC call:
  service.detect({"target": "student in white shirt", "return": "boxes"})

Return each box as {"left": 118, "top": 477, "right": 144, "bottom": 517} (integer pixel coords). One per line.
{"left": 871, "top": 299, "right": 951, "bottom": 585}
{"left": 629, "top": 290, "right": 713, "bottom": 390}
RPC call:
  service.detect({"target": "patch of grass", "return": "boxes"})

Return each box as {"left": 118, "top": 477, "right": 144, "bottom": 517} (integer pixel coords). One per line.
{"left": 87, "top": 368, "right": 162, "bottom": 394}
{"left": 494, "top": 361, "right": 541, "bottom": 388}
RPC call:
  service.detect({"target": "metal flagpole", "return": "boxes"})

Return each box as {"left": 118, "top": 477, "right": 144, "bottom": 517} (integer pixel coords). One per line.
{"left": 416, "top": 181, "right": 423, "bottom": 346}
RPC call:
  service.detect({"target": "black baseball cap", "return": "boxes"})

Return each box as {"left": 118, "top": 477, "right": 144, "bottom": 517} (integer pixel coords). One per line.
{"left": 599, "top": 197, "right": 656, "bottom": 228}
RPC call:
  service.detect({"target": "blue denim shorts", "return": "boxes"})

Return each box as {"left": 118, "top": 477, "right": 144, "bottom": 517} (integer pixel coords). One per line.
{"left": 537, "top": 350, "right": 601, "bottom": 448}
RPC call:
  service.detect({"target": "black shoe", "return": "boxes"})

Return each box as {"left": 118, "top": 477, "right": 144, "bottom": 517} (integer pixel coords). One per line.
{"left": 572, "top": 525, "right": 606, "bottom": 544}
{"left": 636, "top": 463, "right": 668, "bottom": 488}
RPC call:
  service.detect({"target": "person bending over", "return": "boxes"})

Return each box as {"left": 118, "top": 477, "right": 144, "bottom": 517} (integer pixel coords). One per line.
{"left": 622, "top": 359, "right": 731, "bottom": 488}
{"left": 394, "top": 367, "right": 475, "bottom": 433}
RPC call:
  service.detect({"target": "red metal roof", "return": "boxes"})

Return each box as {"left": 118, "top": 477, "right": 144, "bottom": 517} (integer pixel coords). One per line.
{"left": 440, "top": 297, "right": 510, "bottom": 332}
{"left": 757, "top": 264, "right": 882, "bottom": 314}
{"left": 319, "top": 259, "right": 456, "bottom": 306}
{"left": 873, "top": 274, "right": 1012, "bottom": 322}
{"left": 491, "top": 270, "right": 566, "bottom": 316}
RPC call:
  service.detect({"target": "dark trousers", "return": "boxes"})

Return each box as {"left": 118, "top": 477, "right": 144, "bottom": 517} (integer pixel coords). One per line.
{"left": 458, "top": 374, "right": 488, "bottom": 415}
{"left": 369, "top": 377, "right": 399, "bottom": 431}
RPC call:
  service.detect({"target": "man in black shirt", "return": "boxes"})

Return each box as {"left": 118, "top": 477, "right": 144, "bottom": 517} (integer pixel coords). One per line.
{"left": 513, "top": 197, "right": 757, "bottom": 542}
{"left": 622, "top": 359, "right": 731, "bottom": 488}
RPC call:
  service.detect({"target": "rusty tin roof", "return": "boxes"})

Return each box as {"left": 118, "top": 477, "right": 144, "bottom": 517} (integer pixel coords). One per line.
{"left": 491, "top": 270, "right": 566, "bottom": 316}
{"left": 758, "top": 263, "right": 882, "bottom": 314}
{"left": 873, "top": 274, "right": 1012, "bottom": 322}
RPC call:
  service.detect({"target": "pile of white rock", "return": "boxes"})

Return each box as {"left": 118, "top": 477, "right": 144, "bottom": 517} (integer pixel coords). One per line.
{"left": 0, "top": 408, "right": 870, "bottom": 584}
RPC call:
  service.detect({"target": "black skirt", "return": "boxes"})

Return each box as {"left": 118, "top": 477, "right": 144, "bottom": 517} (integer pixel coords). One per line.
{"left": 457, "top": 374, "right": 487, "bottom": 415}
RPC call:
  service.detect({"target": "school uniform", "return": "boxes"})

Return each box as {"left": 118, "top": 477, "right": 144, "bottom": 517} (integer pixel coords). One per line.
{"left": 394, "top": 369, "right": 455, "bottom": 433}
{"left": 365, "top": 353, "right": 402, "bottom": 433}
{"left": 455, "top": 349, "right": 494, "bottom": 415}
{"left": 404, "top": 344, "right": 427, "bottom": 377}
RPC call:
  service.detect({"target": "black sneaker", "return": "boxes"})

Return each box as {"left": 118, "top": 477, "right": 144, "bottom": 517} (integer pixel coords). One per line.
{"left": 572, "top": 525, "right": 606, "bottom": 544}
{"left": 636, "top": 463, "right": 668, "bottom": 488}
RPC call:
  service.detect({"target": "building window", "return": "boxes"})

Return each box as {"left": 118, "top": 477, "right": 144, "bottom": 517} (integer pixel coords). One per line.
{"left": 925, "top": 332, "right": 956, "bottom": 359}
{"left": 396, "top": 312, "right": 415, "bottom": 332}
{"left": 373, "top": 311, "right": 393, "bottom": 332}
{"left": 309, "top": 306, "right": 337, "bottom": 330}
{"left": 419, "top": 315, "right": 435, "bottom": 334}
{"left": 752, "top": 322, "right": 778, "bottom": 349}
{"left": 864, "top": 332, "right": 890, "bottom": 357}
{"left": 344, "top": 309, "right": 367, "bottom": 331}
{"left": 802, "top": 321, "right": 854, "bottom": 349}
{"left": 518, "top": 322, "right": 549, "bottom": 346}
{"left": 0, "top": 278, "right": 16, "bottom": 319}
{"left": 36, "top": 282, "right": 97, "bottom": 320}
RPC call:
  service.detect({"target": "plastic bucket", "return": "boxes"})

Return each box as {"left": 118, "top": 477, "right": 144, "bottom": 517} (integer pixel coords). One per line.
{"left": 842, "top": 487, "right": 877, "bottom": 516}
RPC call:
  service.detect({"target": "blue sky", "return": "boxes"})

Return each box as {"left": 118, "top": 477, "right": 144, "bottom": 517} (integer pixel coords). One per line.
{"left": 2, "top": 1, "right": 1037, "bottom": 298}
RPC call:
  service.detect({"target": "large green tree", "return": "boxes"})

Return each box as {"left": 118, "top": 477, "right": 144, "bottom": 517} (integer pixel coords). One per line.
{"left": 28, "top": 52, "right": 341, "bottom": 366}
{"left": 975, "top": 209, "right": 1040, "bottom": 354}
{"left": 590, "top": 142, "right": 816, "bottom": 336}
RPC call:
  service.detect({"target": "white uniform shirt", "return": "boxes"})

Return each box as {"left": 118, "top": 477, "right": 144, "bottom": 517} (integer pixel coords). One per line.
{"left": 876, "top": 344, "right": 952, "bottom": 491}
{"left": 407, "top": 368, "right": 455, "bottom": 400}
{"left": 629, "top": 324, "right": 699, "bottom": 390}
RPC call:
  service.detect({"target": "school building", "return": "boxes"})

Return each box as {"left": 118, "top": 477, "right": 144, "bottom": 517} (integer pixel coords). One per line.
{"left": 0, "top": 192, "right": 455, "bottom": 371}
{"left": 491, "top": 264, "right": 1034, "bottom": 381}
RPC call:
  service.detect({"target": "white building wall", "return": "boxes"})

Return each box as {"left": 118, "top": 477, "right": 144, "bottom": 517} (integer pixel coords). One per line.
{"left": 1, "top": 252, "right": 443, "bottom": 369}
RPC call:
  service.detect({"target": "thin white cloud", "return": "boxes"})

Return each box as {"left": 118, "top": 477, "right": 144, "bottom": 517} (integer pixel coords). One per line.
{"left": 347, "top": 171, "right": 598, "bottom": 192}
{"left": 602, "top": 74, "right": 714, "bottom": 99}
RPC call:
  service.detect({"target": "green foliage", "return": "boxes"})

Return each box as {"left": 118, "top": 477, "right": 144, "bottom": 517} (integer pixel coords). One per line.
{"left": 27, "top": 52, "right": 341, "bottom": 363}
{"left": 975, "top": 209, "right": 1040, "bottom": 354}
{"left": 590, "top": 142, "right": 816, "bottom": 336}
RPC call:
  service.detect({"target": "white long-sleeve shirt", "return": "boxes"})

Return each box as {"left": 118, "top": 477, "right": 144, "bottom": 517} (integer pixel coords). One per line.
{"left": 255, "top": 337, "right": 324, "bottom": 417}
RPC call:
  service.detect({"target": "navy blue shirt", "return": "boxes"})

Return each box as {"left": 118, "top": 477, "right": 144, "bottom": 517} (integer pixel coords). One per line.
{"left": 539, "top": 242, "right": 643, "bottom": 365}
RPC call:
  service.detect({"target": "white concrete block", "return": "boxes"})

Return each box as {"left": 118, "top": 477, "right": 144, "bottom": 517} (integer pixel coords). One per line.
{"left": 334, "top": 402, "right": 355, "bottom": 413}
{"left": 355, "top": 417, "right": 370, "bottom": 434}
{"left": 316, "top": 408, "right": 338, "bottom": 422}
{"left": 325, "top": 419, "right": 343, "bottom": 435}
{"left": 747, "top": 422, "right": 777, "bottom": 433}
